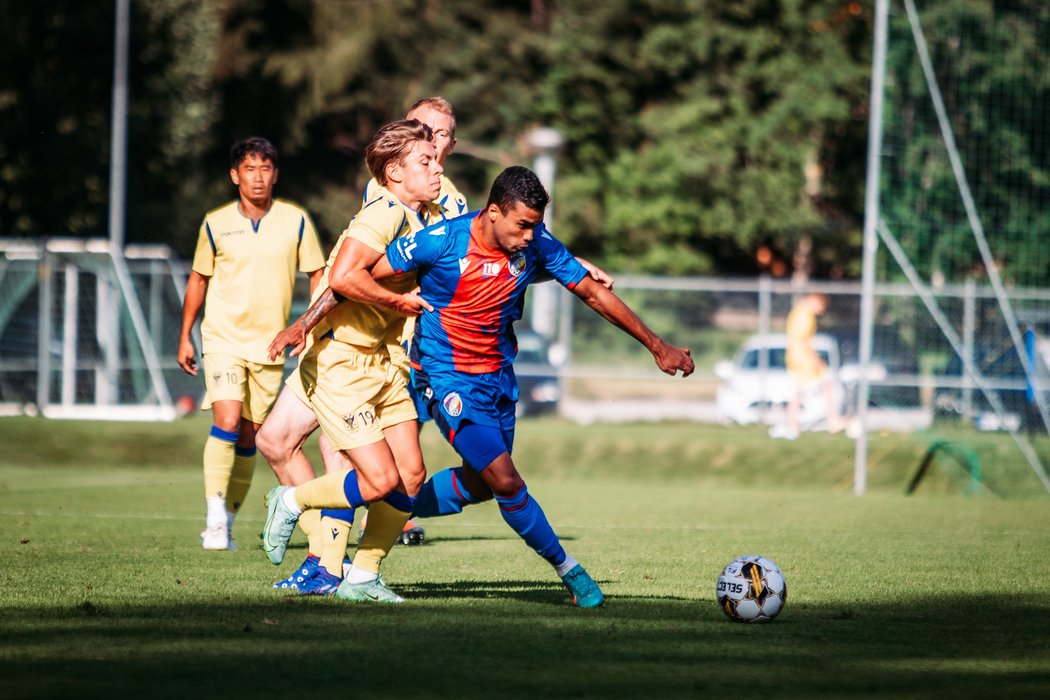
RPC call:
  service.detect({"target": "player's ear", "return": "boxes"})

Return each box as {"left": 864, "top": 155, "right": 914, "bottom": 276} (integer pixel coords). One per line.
{"left": 272, "top": 167, "right": 279, "bottom": 186}
{"left": 487, "top": 203, "right": 500, "bottom": 223}
{"left": 229, "top": 168, "right": 240, "bottom": 186}
{"left": 386, "top": 159, "right": 403, "bottom": 185}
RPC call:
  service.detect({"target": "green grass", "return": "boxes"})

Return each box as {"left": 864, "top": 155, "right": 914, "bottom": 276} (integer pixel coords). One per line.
{"left": 1, "top": 415, "right": 1049, "bottom": 699}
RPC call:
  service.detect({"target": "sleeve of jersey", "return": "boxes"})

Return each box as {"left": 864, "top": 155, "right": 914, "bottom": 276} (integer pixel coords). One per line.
{"left": 347, "top": 204, "right": 401, "bottom": 255}
{"left": 387, "top": 224, "right": 444, "bottom": 274}
{"left": 190, "top": 218, "right": 215, "bottom": 276}
{"left": 297, "top": 212, "right": 327, "bottom": 272}
{"left": 536, "top": 228, "right": 588, "bottom": 289}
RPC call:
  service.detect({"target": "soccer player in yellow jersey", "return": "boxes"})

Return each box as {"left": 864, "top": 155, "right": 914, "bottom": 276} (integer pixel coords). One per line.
{"left": 357, "top": 97, "right": 466, "bottom": 545}
{"left": 256, "top": 120, "right": 442, "bottom": 601}
{"left": 772, "top": 292, "right": 844, "bottom": 439}
{"left": 177, "top": 137, "right": 326, "bottom": 551}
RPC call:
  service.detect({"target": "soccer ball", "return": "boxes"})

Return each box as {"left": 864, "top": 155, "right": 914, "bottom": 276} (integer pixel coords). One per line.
{"left": 717, "top": 554, "right": 787, "bottom": 623}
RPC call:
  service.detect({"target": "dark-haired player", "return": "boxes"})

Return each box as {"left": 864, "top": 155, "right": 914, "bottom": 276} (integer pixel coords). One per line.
{"left": 178, "top": 137, "right": 325, "bottom": 551}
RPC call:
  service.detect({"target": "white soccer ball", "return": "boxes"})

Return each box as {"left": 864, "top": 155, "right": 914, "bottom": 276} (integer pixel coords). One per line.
{"left": 716, "top": 554, "right": 787, "bottom": 623}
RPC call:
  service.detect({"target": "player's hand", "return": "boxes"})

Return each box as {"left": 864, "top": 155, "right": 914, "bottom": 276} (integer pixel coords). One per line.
{"left": 268, "top": 322, "right": 307, "bottom": 360}
{"left": 395, "top": 292, "right": 433, "bottom": 316}
{"left": 576, "top": 257, "right": 614, "bottom": 290}
{"left": 177, "top": 338, "right": 198, "bottom": 376}
{"left": 653, "top": 341, "right": 694, "bottom": 377}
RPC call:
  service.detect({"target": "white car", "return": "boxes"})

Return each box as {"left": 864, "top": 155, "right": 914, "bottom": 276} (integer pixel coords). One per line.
{"left": 714, "top": 333, "right": 845, "bottom": 426}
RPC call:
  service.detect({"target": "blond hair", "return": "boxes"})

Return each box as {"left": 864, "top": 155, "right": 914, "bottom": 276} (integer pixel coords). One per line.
{"left": 407, "top": 96, "right": 456, "bottom": 137}
{"left": 365, "top": 120, "right": 433, "bottom": 186}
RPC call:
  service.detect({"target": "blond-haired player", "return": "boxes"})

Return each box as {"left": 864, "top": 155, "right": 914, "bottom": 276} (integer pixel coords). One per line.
{"left": 177, "top": 137, "right": 325, "bottom": 551}
{"left": 256, "top": 120, "right": 443, "bottom": 601}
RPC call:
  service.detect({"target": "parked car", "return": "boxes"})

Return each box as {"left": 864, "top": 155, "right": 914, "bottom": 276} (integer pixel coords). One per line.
{"left": 714, "top": 333, "right": 845, "bottom": 426}
{"left": 514, "top": 328, "right": 561, "bottom": 417}
{"left": 933, "top": 339, "right": 1049, "bottom": 432}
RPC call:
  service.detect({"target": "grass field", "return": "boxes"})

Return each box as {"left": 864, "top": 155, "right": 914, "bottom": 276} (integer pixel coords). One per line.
{"left": 2, "top": 415, "right": 1049, "bottom": 699}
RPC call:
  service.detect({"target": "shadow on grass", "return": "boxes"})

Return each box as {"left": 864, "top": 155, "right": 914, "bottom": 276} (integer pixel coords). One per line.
{"left": 2, "top": 594, "right": 1049, "bottom": 699}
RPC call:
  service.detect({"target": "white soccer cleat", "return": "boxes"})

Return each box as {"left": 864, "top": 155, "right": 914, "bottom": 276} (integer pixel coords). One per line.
{"left": 201, "top": 524, "right": 229, "bottom": 550}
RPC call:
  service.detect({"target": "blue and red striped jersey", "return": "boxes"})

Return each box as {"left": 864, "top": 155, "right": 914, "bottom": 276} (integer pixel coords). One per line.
{"left": 386, "top": 211, "right": 587, "bottom": 373}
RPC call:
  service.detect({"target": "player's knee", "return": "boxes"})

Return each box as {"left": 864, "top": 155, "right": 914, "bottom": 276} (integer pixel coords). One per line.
{"left": 365, "top": 468, "right": 401, "bottom": 500}
{"left": 212, "top": 415, "right": 240, "bottom": 434}
{"left": 485, "top": 470, "right": 524, "bottom": 499}
{"left": 255, "top": 427, "right": 287, "bottom": 463}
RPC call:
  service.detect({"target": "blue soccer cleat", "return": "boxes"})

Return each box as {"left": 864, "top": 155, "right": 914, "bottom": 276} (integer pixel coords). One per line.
{"left": 561, "top": 564, "right": 604, "bottom": 608}
{"left": 261, "top": 485, "right": 299, "bottom": 565}
{"left": 295, "top": 565, "right": 341, "bottom": 596}
{"left": 273, "top": 555, "right": 319, "bottom": 590}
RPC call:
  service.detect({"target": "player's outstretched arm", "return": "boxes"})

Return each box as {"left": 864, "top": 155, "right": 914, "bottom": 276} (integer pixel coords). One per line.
{"left": 571, "top": 276, "right": 694, "bottom": 377}
{"left": 267, "top": 286, "right": 342, "bottom": 361}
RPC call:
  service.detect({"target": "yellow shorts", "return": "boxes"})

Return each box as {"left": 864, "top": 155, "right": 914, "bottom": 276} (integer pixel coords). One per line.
{"left": 786, "top": 348, "right": 826, "bottom": 388}
{"left": 290, "top": 336, "right": 417, "bottom": 452}
{"left": 201, "top": 353, "right": 283, "bottom": 423}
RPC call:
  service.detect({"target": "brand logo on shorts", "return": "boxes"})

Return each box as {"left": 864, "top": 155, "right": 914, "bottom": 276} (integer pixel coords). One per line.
{"left": 508, "top": 252, "right": 526, "bottom": 277}
{"left": 330, "top": 527, "right": 340, "bottom": 540}
{"left": 442, "top": 392, "right": 463, "bottom": 417}
{"left": 342, "top": 409, "right": 377, "bottom": 432}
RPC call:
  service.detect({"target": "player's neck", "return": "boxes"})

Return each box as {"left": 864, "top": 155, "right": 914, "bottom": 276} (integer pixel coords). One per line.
{"left": 471, "top": 214, "right": 498, "bottom": 250}
{"left": 238, "top": 196, "right": 272, "bottom": 224}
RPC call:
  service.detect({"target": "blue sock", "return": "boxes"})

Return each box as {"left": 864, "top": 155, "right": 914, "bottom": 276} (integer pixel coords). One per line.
{"left": 495, "top": 484, "right": 567, "bottom": 567}
{"left": 320, "top": 508, "right": 355, "bottom": 526}
{"left": 342, "top": 470, "right": 367, "bottom": 509}
{"left": 383, "top": 490, "right": 416, "bottom": 514}
{"left": 412, "top": 467, "right": 477, "bottom": 518}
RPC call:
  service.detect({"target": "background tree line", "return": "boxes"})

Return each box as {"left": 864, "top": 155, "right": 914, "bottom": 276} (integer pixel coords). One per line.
{"left": 6, "top": 1, "right": 1033, "bottom": 281}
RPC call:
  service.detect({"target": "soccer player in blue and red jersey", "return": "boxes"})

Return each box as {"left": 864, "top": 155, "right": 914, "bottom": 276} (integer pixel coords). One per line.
{"left": 379, "top": 165, "right": 695, "bottom": 606}
{"left": 264, "top": 166, "right": 690, "bottom": 606}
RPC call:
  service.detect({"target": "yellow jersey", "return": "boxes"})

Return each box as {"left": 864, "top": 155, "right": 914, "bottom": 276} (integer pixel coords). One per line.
{"left": 192, "top": 198, "right": 325, "bottom": 364}
{"left": 315, "top": 184, "right": 445, "bottom": 350}
{"left": 363, "top": 174, "right": 468, "bottom": 218}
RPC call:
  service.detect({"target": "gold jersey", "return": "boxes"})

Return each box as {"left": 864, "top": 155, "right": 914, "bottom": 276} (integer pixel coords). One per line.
{"left": 315, "top": 184, "right": 445, "bottom": 350}
{"left": 192, "top": 199, "right": 325, "bottom": 364}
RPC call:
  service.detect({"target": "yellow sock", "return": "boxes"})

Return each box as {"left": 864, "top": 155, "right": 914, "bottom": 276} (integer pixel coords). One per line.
{"left": 352, "top": 500, "right": 410, "bottom": 575}
{"left": 203, "top": 433, "right": 236, "bottom": 500}
{"left": 319, "top": 515, "right": 352, "bottom": 576}
{"left": 294, "top": 470, "right": 354, "bottom": 510}
{"left": 298, "top": 509, "right": 323, "bottom": 556}
{"left": 226, "top": 448, "right": 256, "bottom": 514}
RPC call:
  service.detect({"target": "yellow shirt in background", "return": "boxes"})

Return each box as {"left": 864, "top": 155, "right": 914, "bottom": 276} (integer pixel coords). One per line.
{"left": 192, "top": 199, "right": 325, "bottom": 364}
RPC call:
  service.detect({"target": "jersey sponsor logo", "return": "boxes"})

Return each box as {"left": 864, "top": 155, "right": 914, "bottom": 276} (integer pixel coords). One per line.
{"left": 459, "top": 258, "right": 470, "bottom": 274}
{"left": 219, "top": 229, "right": 246, "bottom": 238}
{"left": 482, "top": 262, "right": 501, "bottom": 277}
{"left": 398, "top": 234, "right": 419, "bottom": 260}
{"left": 508, "top": 252, "right": 526, "bottom": 277}
{"left": 442, "top": 392, "right": 463, "bottom": 417}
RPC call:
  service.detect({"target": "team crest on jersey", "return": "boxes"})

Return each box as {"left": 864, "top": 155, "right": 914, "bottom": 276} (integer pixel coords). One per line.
{"left": 442, "top": 392, "right": 463, "bottom": 417}
{"left": 508, "top": 252, "right": 527, "bottom": 277}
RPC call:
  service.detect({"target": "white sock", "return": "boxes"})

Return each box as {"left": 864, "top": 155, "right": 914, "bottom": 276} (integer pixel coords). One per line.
{"left": 555, "top": 555, "right": 580, "bottom": 578}
{"left": 281, "top": 487, "right": 303, "bottom": 516}
{"left": 346, "top": 564, "right": 378, "bottom": 584}
{"left": 205, "top": 497, "right": 226, "bottom": 529}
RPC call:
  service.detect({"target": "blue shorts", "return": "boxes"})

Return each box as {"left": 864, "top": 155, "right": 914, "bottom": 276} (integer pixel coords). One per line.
{"left": 413, "top": 364, "right": 517, "bottom": 470}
